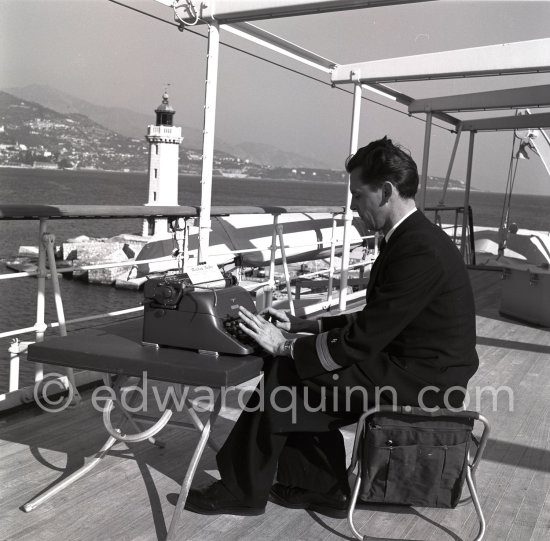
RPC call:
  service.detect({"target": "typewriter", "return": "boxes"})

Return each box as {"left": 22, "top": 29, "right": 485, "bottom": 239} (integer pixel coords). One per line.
{"left": 142, "top": 273, "right": 259, "bottom": 355}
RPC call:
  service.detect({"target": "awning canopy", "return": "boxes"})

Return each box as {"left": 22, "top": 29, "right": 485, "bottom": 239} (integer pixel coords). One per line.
{"left": 461, "top": 112, "right": 550, "bottom": 133}
{"left": 331, "top": 38, "right": 550, "bottom": 84}
{"left": 409, "top": 84, "right": 550, "bottom": 114}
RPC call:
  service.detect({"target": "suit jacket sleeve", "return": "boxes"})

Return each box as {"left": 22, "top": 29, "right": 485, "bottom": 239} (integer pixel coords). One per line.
{"left": 318, "top": 313, "right": 358, "bottom": 331}
{"left": 288, "top": 312, "right": 358, "bottom": 334}
{"left": 293, "top": 242, "right": 446, "bottom": 380}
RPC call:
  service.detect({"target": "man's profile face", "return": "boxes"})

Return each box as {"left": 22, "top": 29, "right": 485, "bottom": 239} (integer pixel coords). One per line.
{"left": 349, "top": 168, "right": 385, "bottom": 231}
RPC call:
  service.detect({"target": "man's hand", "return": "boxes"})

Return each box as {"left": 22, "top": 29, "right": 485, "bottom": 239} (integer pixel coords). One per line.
{"left": 259, "top": 306, "right": 320, "bottom": 335}
{"left": 259, "top": 307, "right": 292, "bottom": 331}
{"left": 238, "top": 306, "right": 287, "bottom": 356}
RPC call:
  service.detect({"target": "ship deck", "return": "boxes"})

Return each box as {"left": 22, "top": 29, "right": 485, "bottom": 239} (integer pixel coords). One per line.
{"left": 1, "top": 268, "right": 549, "bottom": 541}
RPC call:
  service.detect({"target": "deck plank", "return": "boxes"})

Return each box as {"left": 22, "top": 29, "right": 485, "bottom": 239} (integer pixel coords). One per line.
{"left": 530, "top": 484, "right": 550, "bottom": 541}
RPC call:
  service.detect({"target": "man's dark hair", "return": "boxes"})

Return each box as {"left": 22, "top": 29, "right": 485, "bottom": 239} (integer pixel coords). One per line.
{"left": 345, "top": 136, "right": 419, "bottom": 199}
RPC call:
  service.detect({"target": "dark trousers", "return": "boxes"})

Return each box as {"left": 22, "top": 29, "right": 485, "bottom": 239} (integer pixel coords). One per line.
{"left": 216, "top": 356, "right": 381, "bottom": 507}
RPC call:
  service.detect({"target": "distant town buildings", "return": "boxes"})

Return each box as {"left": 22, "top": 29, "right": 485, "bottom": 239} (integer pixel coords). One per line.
{"left": 0, "top": 92, "right": 347, "bottom": 182}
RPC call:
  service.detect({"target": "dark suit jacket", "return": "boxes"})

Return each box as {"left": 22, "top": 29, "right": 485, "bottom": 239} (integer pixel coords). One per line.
{"left": 293, "top": 210, "right": 479, "bottom": 407}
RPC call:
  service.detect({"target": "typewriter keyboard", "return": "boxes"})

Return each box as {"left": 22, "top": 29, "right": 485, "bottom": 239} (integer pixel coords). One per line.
{"left": 223, "top": 315, "right": 258, "bottom": 347}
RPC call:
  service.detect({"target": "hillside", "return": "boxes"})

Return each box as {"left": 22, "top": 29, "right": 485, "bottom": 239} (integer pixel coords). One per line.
{"left": 0, "top": 91, "right": 149, "bottom": 170}
{"left": 5, "top": 84, "right": 332, "bottom": 169}
{"left": 0, "top": 91, "right": 341, "bottom": 177}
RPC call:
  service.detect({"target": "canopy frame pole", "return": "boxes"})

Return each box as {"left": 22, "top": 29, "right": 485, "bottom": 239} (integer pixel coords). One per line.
{"left": 198, "top": 22, "right": 220, "bottom": 263}
{"left": 461, "top": 130, "right": 476, "bottom": 260}
{"left": 418, "top": 110, "right": 433, "bottom": 211}
{"left": 339, "top": 81, "right": 362, "bottom": 311}
{"left": 440, "top": 124, "right": 463, "bottom": 206}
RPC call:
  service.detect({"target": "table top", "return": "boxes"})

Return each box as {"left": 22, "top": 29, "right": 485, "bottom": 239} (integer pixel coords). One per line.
{"left": 27, "top": 317, "right": 265, "bottom": 388}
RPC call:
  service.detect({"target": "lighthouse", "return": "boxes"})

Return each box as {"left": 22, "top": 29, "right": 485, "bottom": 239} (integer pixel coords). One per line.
{"left": 143, "top": 91, "right": 183, "bottom": 236}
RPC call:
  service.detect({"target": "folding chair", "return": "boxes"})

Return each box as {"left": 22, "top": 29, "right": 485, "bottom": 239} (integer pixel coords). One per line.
{"left": 347, "top": 405, "right": 490, "bottom": 541}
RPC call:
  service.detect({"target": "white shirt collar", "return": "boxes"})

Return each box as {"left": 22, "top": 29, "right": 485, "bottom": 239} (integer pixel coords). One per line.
{"left": 384, "top": 207, "right": 417, "bottom": 243}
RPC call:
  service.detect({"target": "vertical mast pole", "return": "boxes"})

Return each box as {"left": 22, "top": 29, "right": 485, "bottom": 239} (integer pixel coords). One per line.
{"left": 418, "top": 110, "right": 432, "bottom": 212}
{"left": 198, "top": 22, "right": 220, "bottom": 263}
{"left": 339, "top": 81, "right": 362, "bottom": 311}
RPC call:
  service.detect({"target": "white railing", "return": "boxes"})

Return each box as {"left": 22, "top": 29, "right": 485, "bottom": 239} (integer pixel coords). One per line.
{"left": 147, "top": 125, "right": 182, "bottom": 138}
{"left": 0, "top": 205, "right": 376, "bottom": 411}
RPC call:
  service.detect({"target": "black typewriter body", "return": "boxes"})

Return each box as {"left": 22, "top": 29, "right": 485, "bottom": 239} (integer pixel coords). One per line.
{"left": 142, "top": 275, "right": 258, "bottom": 355}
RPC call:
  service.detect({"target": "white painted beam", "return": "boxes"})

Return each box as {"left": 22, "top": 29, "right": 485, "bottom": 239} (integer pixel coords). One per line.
{"left": 198, "top": 22, "right": 220, "bottom": 263}
{"left": 364, "top": 83, "right": 460, "bottom": 126}
{"left": 332, "top": 38, "right": 550, "bottom": 83}
{"left": 172, "top": 0, "right": 435, "bottom": 25}
{"left": 461, "top": 112, "right": 550, "bottom": 132}
{"left": 409, "top": 85, "right": 550, "bottom": 113}
{"left": 223, "top": 22, "right": 336, "bottom": 72}
{"left": 339, "top": 83, "right": 363, "bottom": 311}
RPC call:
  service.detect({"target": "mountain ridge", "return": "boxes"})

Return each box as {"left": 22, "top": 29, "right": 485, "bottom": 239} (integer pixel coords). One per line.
{"left": 4, "top": 84, "right": 333, "bottom": 169}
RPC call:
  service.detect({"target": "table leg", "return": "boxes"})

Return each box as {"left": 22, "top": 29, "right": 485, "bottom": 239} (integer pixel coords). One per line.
{"left": 23, "top": 435, "right": 118, "bottom": 512}
{"left": 166, "top": 392, "right": 222, "bottom": 541}
{"left": 125, "top": 409, "right": 166, "bottom": 448}
{"left": 110, "top": 375, "right": 166, "bottom": 447}
{"left": 24, "top": 375, "right": 157, "bottom": 512}
{"left": 183, "top": 396, "right": 220, "bottom": 454}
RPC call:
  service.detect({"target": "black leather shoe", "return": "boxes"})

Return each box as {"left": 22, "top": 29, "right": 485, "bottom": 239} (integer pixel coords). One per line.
{"left": 184, "top": 481, "right": 265, "bottom": 516}
{"left": 269, "top": 483, "right": 349, "bottom": 519}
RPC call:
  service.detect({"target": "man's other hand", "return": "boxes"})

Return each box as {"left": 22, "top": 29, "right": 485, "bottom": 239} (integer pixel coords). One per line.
{"left": 239, "top": 306, "right": 287, "bottom": 356}
{"left": 259, "top": 307, "right": 292, "bottom": 331}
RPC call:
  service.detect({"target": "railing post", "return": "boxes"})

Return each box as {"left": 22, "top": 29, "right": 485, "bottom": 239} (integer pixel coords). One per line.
{"left": 326, "top": 214, "right": 337, "bottom": 302}
{"left": 8, "top": 340, "right": 21, "bottom": 392}
{"left": 43, "top": 234, "right": 66, "bottom": 336}
{"left": 468, "top": 205, "right": 477, "bottom": 266}
{"left": 43, "top": 231, "right": 81, "bottom": 404}
{"left": 183, "top": 217, "right": 193, "bottom": 271}
{"left": 277, "top": 224, "right": 295, "bottom": 316}
{"left": 265, "top": 214, "right": 279, "bottom": 308}
{"left": 169, "top": 217, "right": 187, "bottom": 272}
{"left": 34, "top": 218, "right": 48, "bottom": 384}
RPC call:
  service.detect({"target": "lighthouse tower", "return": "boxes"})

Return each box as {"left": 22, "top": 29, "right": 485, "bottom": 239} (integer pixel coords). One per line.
{"left": 143, "top": 91, "right": 183, "bottom": 236}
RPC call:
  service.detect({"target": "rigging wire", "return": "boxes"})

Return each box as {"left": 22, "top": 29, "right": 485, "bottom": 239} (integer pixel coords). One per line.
{"left": 106, "top": 0, "right": 455, "bottom": 134}
{"left": 500, "top": 129, "right": 518, "bottom": 231}
{"left": 107, "top": 0, "right": 179, "bottom": 27}
{"left": 498, "top": 121, "right": 524, "bottom": 256}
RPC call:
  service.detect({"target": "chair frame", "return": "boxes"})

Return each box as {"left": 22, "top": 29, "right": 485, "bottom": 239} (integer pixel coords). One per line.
{"left": 347, "top": 405, "right": 490, "bottom": 541}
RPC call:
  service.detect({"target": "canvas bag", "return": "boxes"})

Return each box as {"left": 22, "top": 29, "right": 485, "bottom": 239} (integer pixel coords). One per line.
{"left": 359, "top": 412, "right": 474, "bottom": 508}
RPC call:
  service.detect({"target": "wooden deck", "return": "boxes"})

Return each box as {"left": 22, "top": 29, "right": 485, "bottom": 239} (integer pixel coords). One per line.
{"left": 1, "top": 268, "right": 550, "bottom": 540}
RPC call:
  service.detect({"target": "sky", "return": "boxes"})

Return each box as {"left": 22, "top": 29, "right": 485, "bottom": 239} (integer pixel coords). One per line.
{"left": 2, "top": 0, "right": 550, "bottom": 194}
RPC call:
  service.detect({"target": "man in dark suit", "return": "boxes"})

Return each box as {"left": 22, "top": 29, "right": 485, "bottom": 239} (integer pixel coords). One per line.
{"left": 185, "top": 136, "right": 479, "bottom": 518}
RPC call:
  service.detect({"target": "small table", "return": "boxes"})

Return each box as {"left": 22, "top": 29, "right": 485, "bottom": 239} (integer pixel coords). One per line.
{"left": 25, "top": 317, "right": 264, "bottom": 540}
